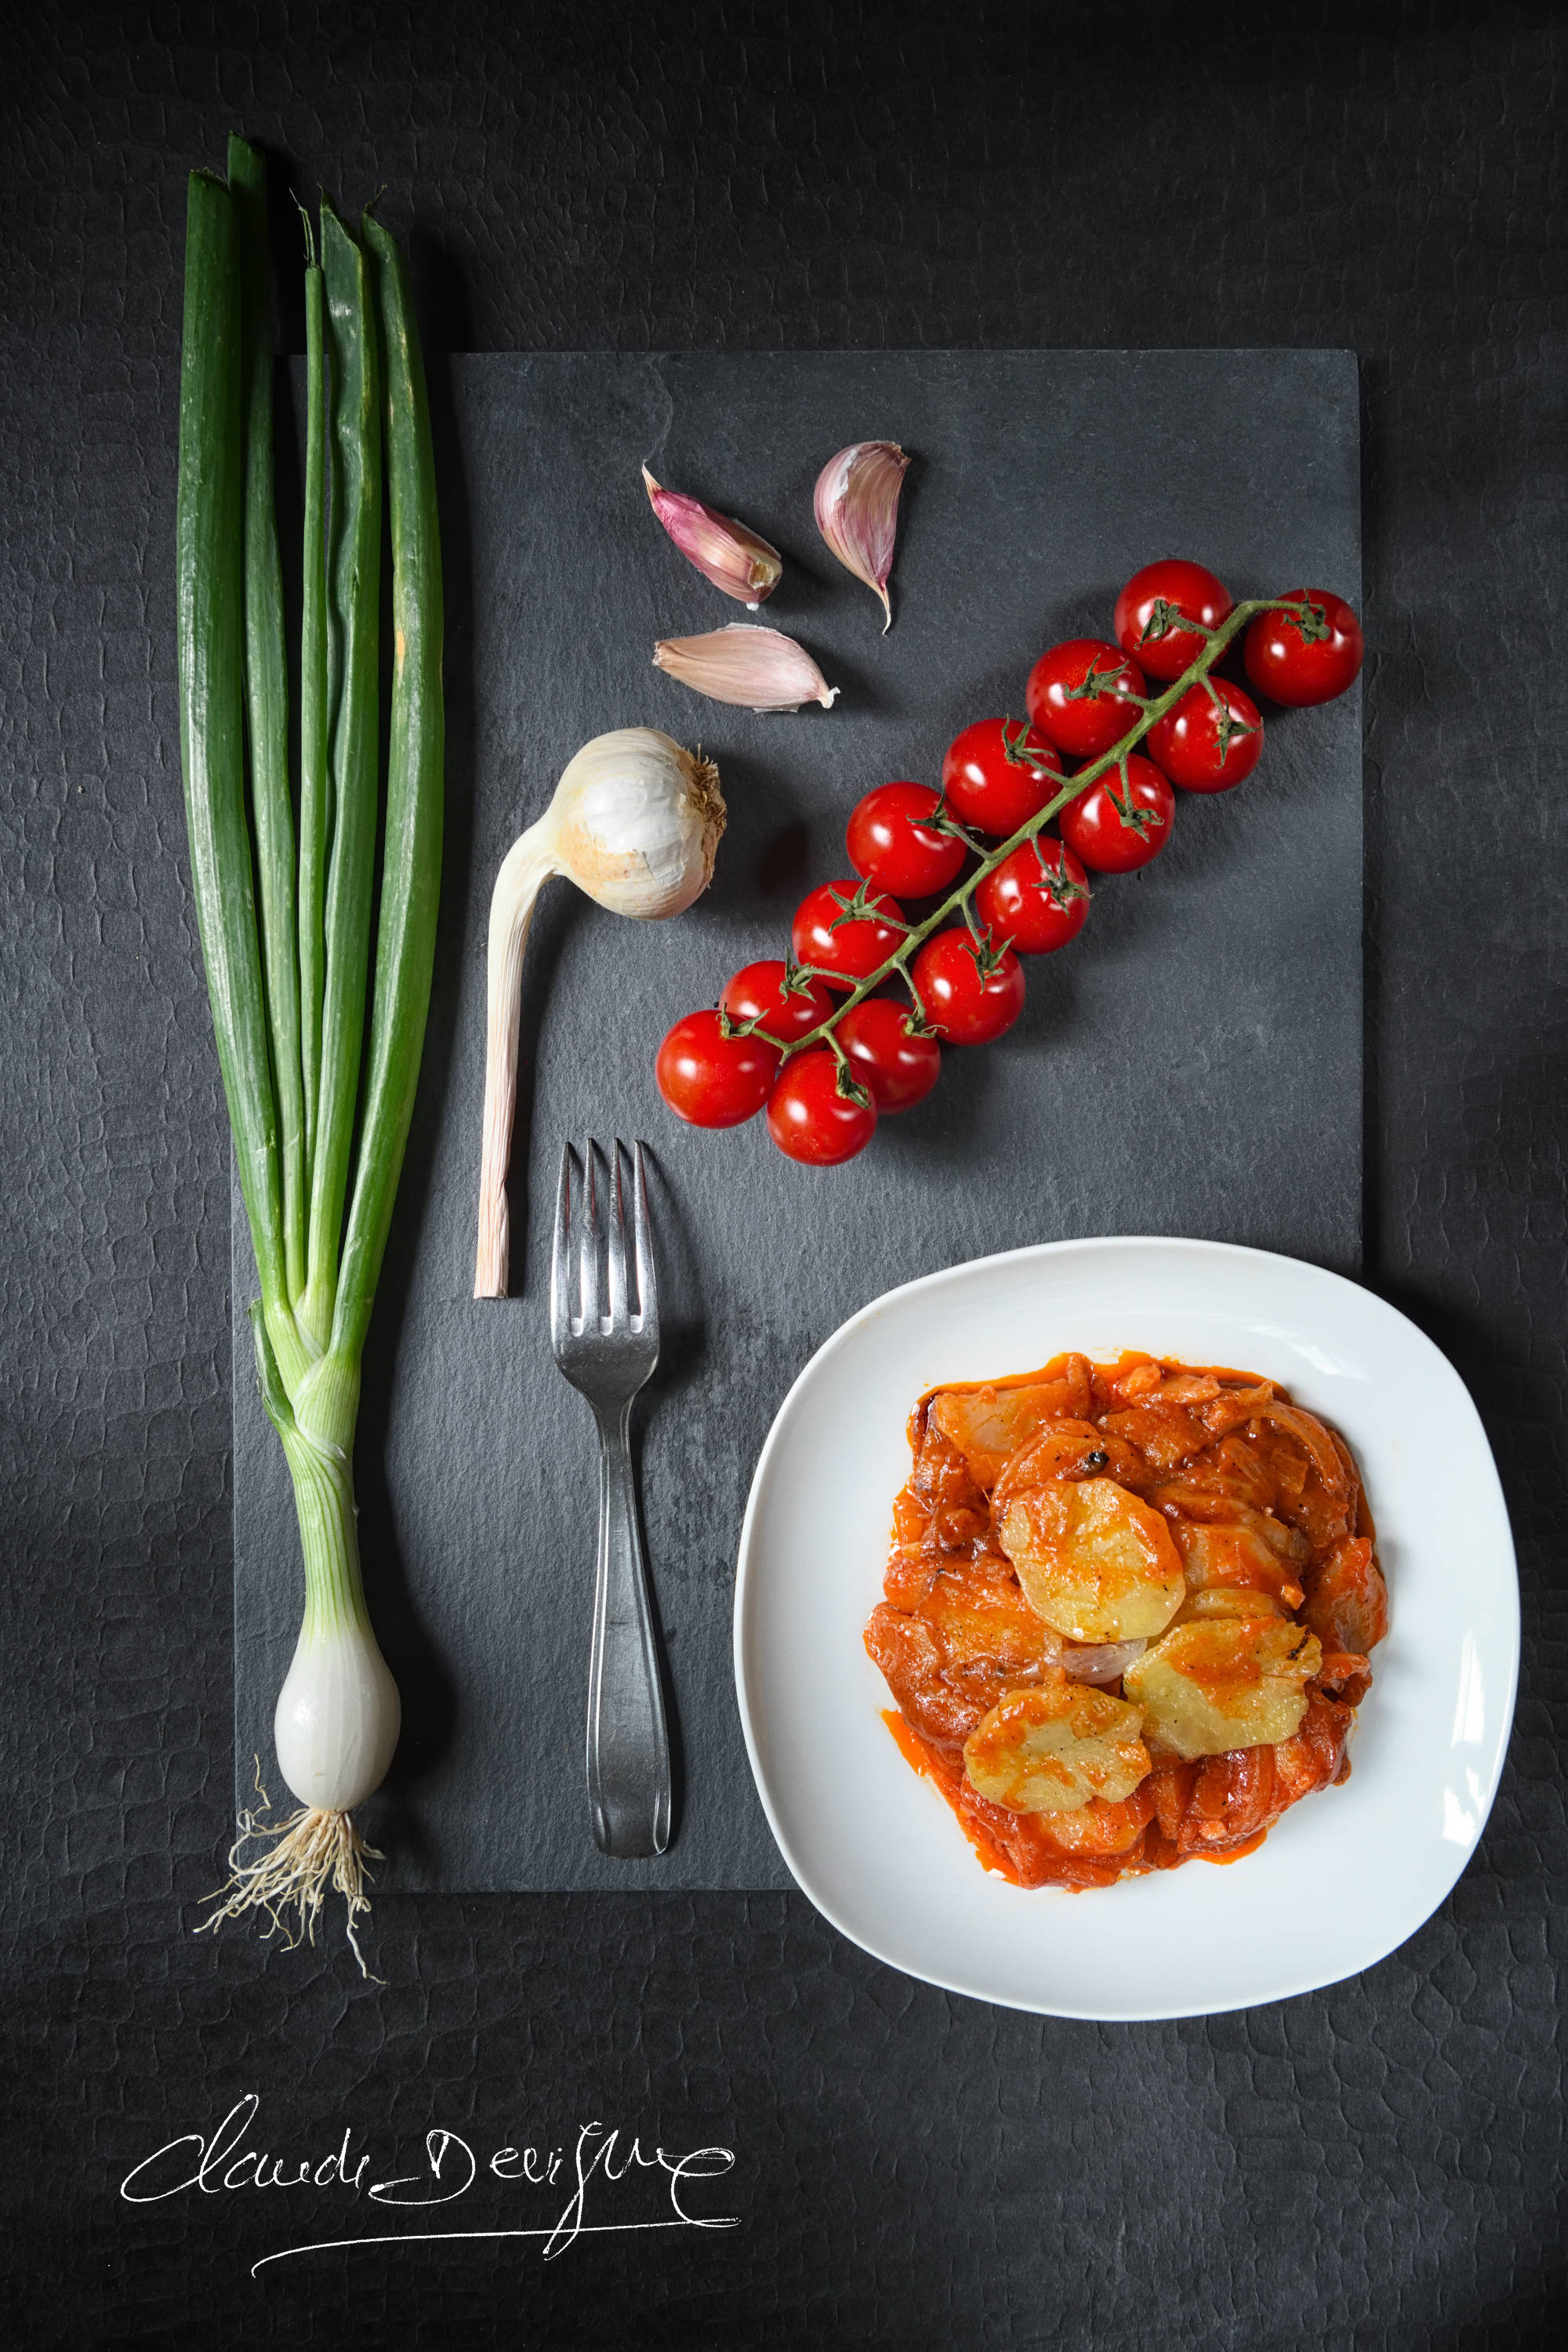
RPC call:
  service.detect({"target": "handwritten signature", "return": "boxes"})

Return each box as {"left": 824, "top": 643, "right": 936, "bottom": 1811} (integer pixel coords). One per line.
{"left": 120, "top": 2095, "right": 739, "bottom": 2274}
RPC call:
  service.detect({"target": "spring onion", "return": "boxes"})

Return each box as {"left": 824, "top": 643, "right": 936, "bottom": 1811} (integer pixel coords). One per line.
{"left": 178, "top": 140, "right": 442, "bottom": 1967}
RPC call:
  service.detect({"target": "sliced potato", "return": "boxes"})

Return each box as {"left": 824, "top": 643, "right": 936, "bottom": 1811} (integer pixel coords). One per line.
{"left": 1178, "top": 1587, "right": 1286, "bottom": 1621}
{"left": 996, "top": 1475, "right": 1186, "bottom": 1642}
{"left": 962, "top": 1673, "right": 1150, "bottom": 1813}
{"left": 1124, "top": 1616, "right": 1323, "bottom": 1759}
{"left": 1026, "top": 1791, "right": 1151, "bottom": 1856}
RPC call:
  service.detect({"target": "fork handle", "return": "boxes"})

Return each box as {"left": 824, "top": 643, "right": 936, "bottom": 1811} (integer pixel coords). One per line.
{"left": 586, "top": 1404, "right": 672, "bottom": 1858}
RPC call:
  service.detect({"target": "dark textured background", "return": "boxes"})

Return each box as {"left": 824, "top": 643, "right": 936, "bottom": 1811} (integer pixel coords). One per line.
{"left": 0, "top": 2, "right": 1562, "bottom": 2345}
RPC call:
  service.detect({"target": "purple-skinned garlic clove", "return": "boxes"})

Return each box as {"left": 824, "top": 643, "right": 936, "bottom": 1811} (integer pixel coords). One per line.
{"left": 813, "top": 441, "right": 909, "bottom": 632}
{"left": 652, "top": 624, "right": 840, "bottom": 713}
{"left": 642, "top": 465, "right": 783, "bottom": 607}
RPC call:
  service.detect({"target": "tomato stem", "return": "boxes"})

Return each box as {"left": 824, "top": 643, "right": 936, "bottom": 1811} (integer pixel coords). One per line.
{"left": 771, "top": 596, "right": 1294, "bottom": 1058}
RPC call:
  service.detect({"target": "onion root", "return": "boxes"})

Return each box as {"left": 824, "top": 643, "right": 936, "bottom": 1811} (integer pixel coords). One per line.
{"left": 198, "top": 1782, "right": 384, "bottom": 1980}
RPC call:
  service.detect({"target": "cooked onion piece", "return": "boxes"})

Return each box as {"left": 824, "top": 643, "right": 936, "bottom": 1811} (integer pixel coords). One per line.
{"left": 1124, "top": 1615, "right": 1323, "bottom": 1759}
{"left": 996, "top": 1475, "right": 1186, "bottom": 1642}
{"left": 918, "top": 1562, "right": 1065, "bottom": 1679}
{"left": 1304, "top": 1535, "right": 1389, "bottom": 1654}
{"left": 927, "top": 1378, "right": 1085, "bottom": 1489}
{"left": 962, "top": 1674, "right": 1150, "bottom": 1814}
{"left": 1163, "top": 1501, "right": 1309, "bottom": 1611}
{"left": 1062, "top": 1636, "right": 1149, "bottom": 1683}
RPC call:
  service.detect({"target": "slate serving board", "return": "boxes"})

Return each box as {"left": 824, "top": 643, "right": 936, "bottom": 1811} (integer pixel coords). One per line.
{"left": 233, "top": 348, "right": 1361, "bottom": 1892}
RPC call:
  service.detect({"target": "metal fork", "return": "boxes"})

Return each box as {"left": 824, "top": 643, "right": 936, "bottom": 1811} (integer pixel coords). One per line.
{"left": 549, "top": 1140, "right": 672, "bottom": 1858}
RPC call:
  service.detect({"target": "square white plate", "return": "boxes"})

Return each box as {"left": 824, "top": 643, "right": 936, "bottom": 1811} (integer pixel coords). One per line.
{"left": 733, "top": 1236, "right": 1519, "bottom": 2019}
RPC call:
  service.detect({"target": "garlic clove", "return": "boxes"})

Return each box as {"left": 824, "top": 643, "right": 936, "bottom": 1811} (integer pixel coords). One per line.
{"left": 813, "top": 440, "right": 910, "bottom": 632}
{"left": 652, "top": 624, "right": 839, "bottom": 713}
{"left": 642, "top": 465, "right": 783, "bottom": 608}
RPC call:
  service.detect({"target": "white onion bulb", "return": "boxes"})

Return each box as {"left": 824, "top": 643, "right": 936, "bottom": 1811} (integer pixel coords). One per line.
{"left": 274, "top": 1617, "right": 401, "bottom": 1815}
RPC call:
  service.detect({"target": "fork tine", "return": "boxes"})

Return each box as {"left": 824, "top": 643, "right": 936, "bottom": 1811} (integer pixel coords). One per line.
{"left": 551, "top": 1142, "right": 574, "bottom": 1342}
{"left": 579, "top": 1137, "right": 601, "bottom": 1331}
{"left": 604, "top": 1140, "right": 629, "bottom": 1329}
{"left": 632, "top": 1142, "right": 658, "bottom": 1338}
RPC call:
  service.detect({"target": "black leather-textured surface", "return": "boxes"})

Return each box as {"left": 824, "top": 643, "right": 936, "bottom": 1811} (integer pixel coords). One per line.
{"left": 1, "top": 2, "right": 1563, "bottom": 2345}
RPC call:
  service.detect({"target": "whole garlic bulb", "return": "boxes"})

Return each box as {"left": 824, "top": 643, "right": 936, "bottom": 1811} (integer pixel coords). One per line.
{"left": 475, "top": 728, "right": 726, "bottom": 1298}
{"left": 547, "top": 727, "right": 725, "bottom": 919}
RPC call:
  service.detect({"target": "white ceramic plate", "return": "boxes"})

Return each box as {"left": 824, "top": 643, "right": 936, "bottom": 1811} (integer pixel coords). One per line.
{"left": 733, "top": 1236, "right": 1519, "bottom": 2020}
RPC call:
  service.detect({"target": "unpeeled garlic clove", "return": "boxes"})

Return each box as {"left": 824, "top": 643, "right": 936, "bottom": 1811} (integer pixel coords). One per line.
{"left": 652, "top": 624, "right": 840, "bottom": 713}
{"left": 642, "top": 465, "right": 783, "bottom": 607}
{"left": 813, "top": 441, "right": 909, "bottom": 632}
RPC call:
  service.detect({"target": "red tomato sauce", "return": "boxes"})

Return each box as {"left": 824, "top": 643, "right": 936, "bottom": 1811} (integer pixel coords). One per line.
{"left": 865, "top": 1352, "right": 1385, "bottom": 1890}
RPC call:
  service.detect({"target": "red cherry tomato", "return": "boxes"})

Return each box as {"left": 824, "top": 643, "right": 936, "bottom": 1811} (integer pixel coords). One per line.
{"left": 838, "top": 998, "right": 942, "bottom": 1112}
{"left": 974, "top": 837, "right": 1091, "bottom": 955}
{"left": 1025, "top": 639, "right": 1147, "bottom": 760}
{"left": 655, "top": 1009, "right": 779, "bottom": 1127}
{"left": 1058, "top": 755, "right": 1175, "bottom": 874}
{"left": 846, "top": 780, "right": 964, "bottom": 898}
{"left": 940, "top": 717, "right": 1065, "bottom": 838}
{"left": 719, "top": 958, "right": 833, "bottom": 1045}
{"left": 1243, "top": 590, "right": 1364, "bottom": 707}
{"left": 791, "top": 879, "right": 907, "bottom": 991}
{"left": 1112, "top": 559, "right": 1233, "bottom": 682}
{"left": 912, "top": 931, "right": 1026, "bottom": 1045}
{"left": 767, "top": 1049, "right": 877, "bottom": 1165}
{"left": 1145, "top": 678, "right": 1264, "bottom": 793}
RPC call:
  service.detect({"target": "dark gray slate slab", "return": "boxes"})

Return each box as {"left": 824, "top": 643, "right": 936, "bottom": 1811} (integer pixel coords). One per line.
{"left": 233, "top": 348, "right": 1361, "bottom": 1890}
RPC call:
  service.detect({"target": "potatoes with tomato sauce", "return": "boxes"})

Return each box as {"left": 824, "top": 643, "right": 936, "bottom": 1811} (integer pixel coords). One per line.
{"left": 1123, "top": 1614, "right": 1323, "bottom": 1759}
{"left": 963, "top": 1674, "right": 1149, "bottom": 1813}
{"left": 865, "top": 1349, "right": 1384, "bottom": 1891}
{"left": 996, "top": 1475, "right": 1186, "bottom": 1642}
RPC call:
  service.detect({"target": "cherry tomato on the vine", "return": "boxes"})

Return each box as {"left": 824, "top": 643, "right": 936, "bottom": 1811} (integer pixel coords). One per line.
{"left": 791, "top": 878, "right": 907, "bottom": 990}
{"left": 846, "top": 780, "right": 965, "bottom": 898}
{"left": 838, "top": 997, "right": 942, "bottom": 1112}
{"left": 1112, "top": 559, "right": 1233, "bottom": 682}
{"left": 941, "top": 717, "right": 1065, "bottom": 838}
{"left": 1025, "top": 638, "right": 1148, "bottom": 760}
{"left": 974, "top": 837, "right": 1091, "bottom": 955}
{"left": 767, "top": 1049, "right": 878, "bottom": 1165}
{"left": 655, "top": 1009, "right": 779, "bottom": 1128}
{"left": 1145, "top": 677, "right": 1264, "bottom": 793}
{"left": 1243, "top": 590, "right": 1364, "bottom": 707}
{"left": 912, "top": 930, "right": 1026, "bottom": 1045}
{"left": 1058, "top": 754, "right": 1175, "bottom": 874}
{"left": 719, "top": 958, "right": 834, "bottom": 1046}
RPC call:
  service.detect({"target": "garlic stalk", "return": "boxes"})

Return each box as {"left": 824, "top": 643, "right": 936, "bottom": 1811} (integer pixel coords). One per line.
{"left": 642, "top": 464, "right": 783, "bottom": 607}
{"left": 475, "top": 728, "right": 725, "bottom": 1298}
{"left": 814, "top": 440, "right": 909, "bottom": 631}
{"left": 652, "top": 623, "right": 840, "bottom": 712}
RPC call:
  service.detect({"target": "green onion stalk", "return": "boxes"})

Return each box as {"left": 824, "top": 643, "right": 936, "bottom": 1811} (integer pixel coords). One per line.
{"left": 176, "top": 141, "right": 442, "bottom": 1968}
